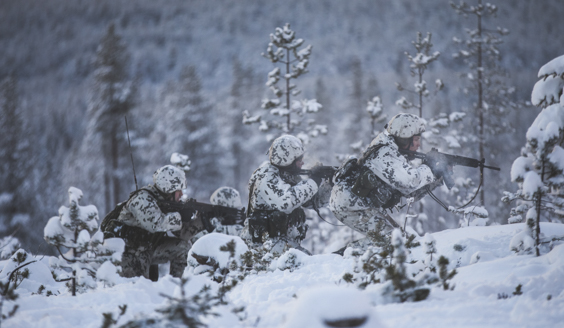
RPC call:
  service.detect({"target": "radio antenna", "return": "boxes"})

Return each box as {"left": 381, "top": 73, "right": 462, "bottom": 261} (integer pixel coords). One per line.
{"left": 125, "top": 116, "right": 139, "bottom": 191}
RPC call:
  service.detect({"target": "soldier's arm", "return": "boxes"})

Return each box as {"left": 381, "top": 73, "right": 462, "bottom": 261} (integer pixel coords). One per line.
{"left": 367, "top": 146, "right": 435, "bottom": 196}
{"left": 257, "top": 172, "right": 319, "bottom": 214}
{"left": 127, "top": 191, "right": 182, "bottom": 233}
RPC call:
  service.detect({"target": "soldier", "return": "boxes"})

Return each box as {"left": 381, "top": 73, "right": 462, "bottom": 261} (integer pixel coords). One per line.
{"left": 329, "top": 113, "right": 446, "bottom": 248}
{"left": 246, "top": 135, "right": 331, "bottom": 254}
{"left": 190, "top": 186, "right": 245, "bottom": 243}
{"left": 209, "top": 186, "right": 245, "bottom": 236}
{"left": 102, "top": 165, "right": 203, "bottom": 279}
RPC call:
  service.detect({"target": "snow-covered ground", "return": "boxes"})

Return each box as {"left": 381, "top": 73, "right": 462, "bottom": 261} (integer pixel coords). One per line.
{"left": 2, "top": 222, "right": 564, "bottom": 328}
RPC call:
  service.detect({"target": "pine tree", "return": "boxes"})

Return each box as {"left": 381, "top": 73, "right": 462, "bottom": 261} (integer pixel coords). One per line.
{"left": 451, "top": 0, "right": 520, "bottom": 206}
{"left": 152, "top": 65, "right": 224, "bottom": 199}
{"left": 396, "top": 32, "right": 442, "bottom": 121}
{"left": 243, "top": 23, "right": 325, "bottom": 143}
{"left": 502, "top": 54, "right": 564, "bottom": 256}
{"left": 395, "top": 31, "right": 462, "bottom": 153}
{"left": 381, "top": 229, "right": 430, "bottom": 302}
{"left": 67, "top": 23, "right": 136, "bottom": 214}
{"left": 394, "top": 31, "right": 467, "bottom": 233}
{"left": 225, "top": 59, "right": 265, "bottom": 192}
{"left": 94, "top": 23, "right": 137, "bottom": 211}
{"left": 0, "top": 74, "right": 31, "bottom": 240}
{"left": 44, "top": 187, "right": 124, "bottom": 294}
{"left": 344, "top": 57, "right": 366, "bottom": 144}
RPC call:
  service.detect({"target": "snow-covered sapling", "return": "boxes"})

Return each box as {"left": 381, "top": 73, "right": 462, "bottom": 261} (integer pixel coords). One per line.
{"left": 437, "top": 256, "right": 457, "bottom": 290}
{"left": 503, "top": 53, "right": 564, "bottom": 256}
{"left": 44, "top": 187, "right": 124, "bottom": 294}
{"left": 0, "top": 236, "right": 20, "bottom": 261}
{"left": 243, "top": 23, "right": 326, "bottom": 143}
{"left": 423, "top": 233, "right": 437, "bottom": 271}
{"left": 383, "top": 230, "right": 430, "bottom": 302}
{"left": 100, "top": 305, "right": 127, "bottom": 328}
{"left": 120, "top": 278, "right": 220, "bottom": 328}
{"left": 0, "top": 249, "right": 37, "bottom": 326}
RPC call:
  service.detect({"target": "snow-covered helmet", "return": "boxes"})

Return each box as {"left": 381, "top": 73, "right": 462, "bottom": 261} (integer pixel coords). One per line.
{"left": 210, "top": 187, "right": 242, "bottom": 208}
{"left": 269, "top": 135, "right": 305, "bottom": 167}
{"left": 386, "top": 113, "right": 426, "bottom": 138}
{"left": 153, "top": 165, "right": 187, "bottom": 194}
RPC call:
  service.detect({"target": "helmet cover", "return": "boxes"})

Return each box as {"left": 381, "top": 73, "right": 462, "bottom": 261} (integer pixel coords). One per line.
{"left": 210, "top": 186, "right": 242, "bottom": 208}
{"left": 386, "top": 113, "right": 426, "bottom": 138}
{"left": 153, "top": 165, "right": 187, "bottom": 194}
{"left": 269, "top": 135, "right": 305, "bottom": 167}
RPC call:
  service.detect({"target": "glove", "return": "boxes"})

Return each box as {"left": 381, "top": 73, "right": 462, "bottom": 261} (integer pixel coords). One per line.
{"left": 309, "top": 164, "right": 324, "bottom": 186}
{"left": 424, "top": 149, "right": 448, "bottom": 178}
{"left": 424, "top": 149, "right": 454, "bottom": 189}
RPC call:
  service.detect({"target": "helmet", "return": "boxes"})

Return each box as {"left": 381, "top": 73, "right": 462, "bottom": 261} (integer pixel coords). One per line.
{"left": 210, "top": 187, "right": 242, "bottom": 208}
{"left": 386, "top": 113, "right": 426, "bottom": 138}
{"left": 269, "top": 135, "right": 305, "bottom": 167}
{"left": 153, "top": 165, "right": 187, "bottom": 194}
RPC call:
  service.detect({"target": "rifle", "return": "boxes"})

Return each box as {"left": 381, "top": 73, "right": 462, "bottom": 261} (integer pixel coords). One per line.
{"left": 400, "top": 148, "right": 500, "bottom": 189}
{"left": 158, "top": 198, "right": 246, "bottom": 233}
{"left": 296, "top": 165, "right": 339, "bottom": 180}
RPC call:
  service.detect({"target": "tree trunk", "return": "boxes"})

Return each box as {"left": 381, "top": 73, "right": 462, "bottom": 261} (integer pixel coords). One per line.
{"left": 111, "top": 125, "right": 120, "bottom": 206}
{"left": 477, "top": 0, "right": 485, "bottom": 206}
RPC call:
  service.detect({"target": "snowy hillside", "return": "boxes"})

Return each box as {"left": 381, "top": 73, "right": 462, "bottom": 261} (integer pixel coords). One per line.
{"left": 2, "top": 223, "right": 563, "bottom": 328}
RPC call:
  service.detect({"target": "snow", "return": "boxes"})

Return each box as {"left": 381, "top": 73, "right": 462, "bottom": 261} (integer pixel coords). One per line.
{"left": 538, "top": 54, "right": 564, "bottom": 78}
{"left": 510, "top": 156, "right": 532, "bottom": 182}
{"left": 522, "top": 171, "right": 543, "bottom": 197}
{"left": 281, "top": 285, "right": 382, "bottom": 328}
{"left": 548, "top": 146, "right": 564, "bottom": 172}
{"left": 3, "top": 224, "right": 564, "bottom": 328}
{"left": 187, "top": 232, "right": 249, "bottom": 269}
{"left": 526, "top": 104, "right": 564, "bottom": 156}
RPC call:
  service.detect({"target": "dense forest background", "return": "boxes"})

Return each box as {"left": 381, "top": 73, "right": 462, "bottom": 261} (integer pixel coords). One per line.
{"left": 1, "top": 0, "right": 563, "bottom": 253}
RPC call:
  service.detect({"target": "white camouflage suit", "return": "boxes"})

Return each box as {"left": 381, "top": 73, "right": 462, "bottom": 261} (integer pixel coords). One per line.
{"left": 190, "top": 186, "right": 245, "bottom": 243}
{"left": 113, "top": 166, "right": 201, "bottom": 279}
{"left": 330, "top": 131, "right": 439, "bottom": 235}
{"left": 246, "top": 135, "right": 331, "bottom": 250}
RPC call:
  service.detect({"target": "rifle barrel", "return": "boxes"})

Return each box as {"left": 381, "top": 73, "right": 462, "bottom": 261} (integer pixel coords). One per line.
{"left": 482, "top": 164, "right": 501, "bottom": 171}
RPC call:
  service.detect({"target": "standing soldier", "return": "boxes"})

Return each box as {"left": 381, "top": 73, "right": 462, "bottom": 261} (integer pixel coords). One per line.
{"left": 102, "top": 165, "right": 204, "bottom": 279}
{"left": 330, "top": 113, "right": 446, "bottom": 248}
{"left": 246, "top": 135, "right": 331, "bottom": 253}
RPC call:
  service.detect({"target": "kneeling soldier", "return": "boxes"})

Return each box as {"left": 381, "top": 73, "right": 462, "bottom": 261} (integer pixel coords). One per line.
{"left": 246, "top": 135, "right": 331, "bottom": 253}
{"left": 102, "top": 165, "right": 203, "bottom": 279}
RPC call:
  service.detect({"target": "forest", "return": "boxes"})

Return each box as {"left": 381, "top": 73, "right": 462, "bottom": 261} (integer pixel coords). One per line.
{"left": 1, "top": 0, "right": 563, "bottom": 254}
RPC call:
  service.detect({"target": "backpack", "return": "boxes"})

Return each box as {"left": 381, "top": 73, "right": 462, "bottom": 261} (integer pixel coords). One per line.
{"left": 336, "top": 144, "right": 402, "bottom": 209}
{"left": 100, "top": 188, "right": 155, "bottom": 233}
{"left": 333, "top": 144, "right": 385, "bottom": 184}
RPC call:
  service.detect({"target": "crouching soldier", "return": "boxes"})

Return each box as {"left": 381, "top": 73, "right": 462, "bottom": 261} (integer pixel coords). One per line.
{"left": 246, "top": 135, "right": 331, "bottom": 254}
{"left": 102, "top": 165, "right": 203, "bottom": 279}
{"left": 190, "top": 186, "right": 245, "bottom": 243}
{"left": 329, "top": 113, "right": 446, "bottom": 249}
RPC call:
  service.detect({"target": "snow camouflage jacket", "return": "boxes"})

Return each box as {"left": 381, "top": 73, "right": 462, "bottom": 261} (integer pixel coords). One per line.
{"left": 116, "top": 184, "right": 182, "bottom": 233}
{"left": 248, "top": 161, "right": 330, "bottom": 214}
{"left": 330, "top": 131, "right": 436, "bottom": 216}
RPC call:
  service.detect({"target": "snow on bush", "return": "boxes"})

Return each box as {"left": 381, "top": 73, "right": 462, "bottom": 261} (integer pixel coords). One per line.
{"left": 187, "top": 233, "right": 249, "bottom": 271}
{"left": 0, "top": 236, "right": 20, "bottom": 260}
{"left": 43, "top": 187, "right": 124, "bottom": 294}
{"left": 282, "top": 285, "right": 381, "bottom": 328}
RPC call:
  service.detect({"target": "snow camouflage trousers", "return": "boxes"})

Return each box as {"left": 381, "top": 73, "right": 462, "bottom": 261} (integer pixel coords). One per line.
{"left": 248, "top": 208, "right": 307, "bottom": 244}
{"left": 121, "top": 236, "right": 191, "bottom": 279}
{"left": 118, "top": 215, "right": 207, "bottom": 279}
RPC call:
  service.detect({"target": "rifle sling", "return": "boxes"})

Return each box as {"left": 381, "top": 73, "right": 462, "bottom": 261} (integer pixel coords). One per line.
{"left": 425, "top": 164, "right": 485, "bottom": 211}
